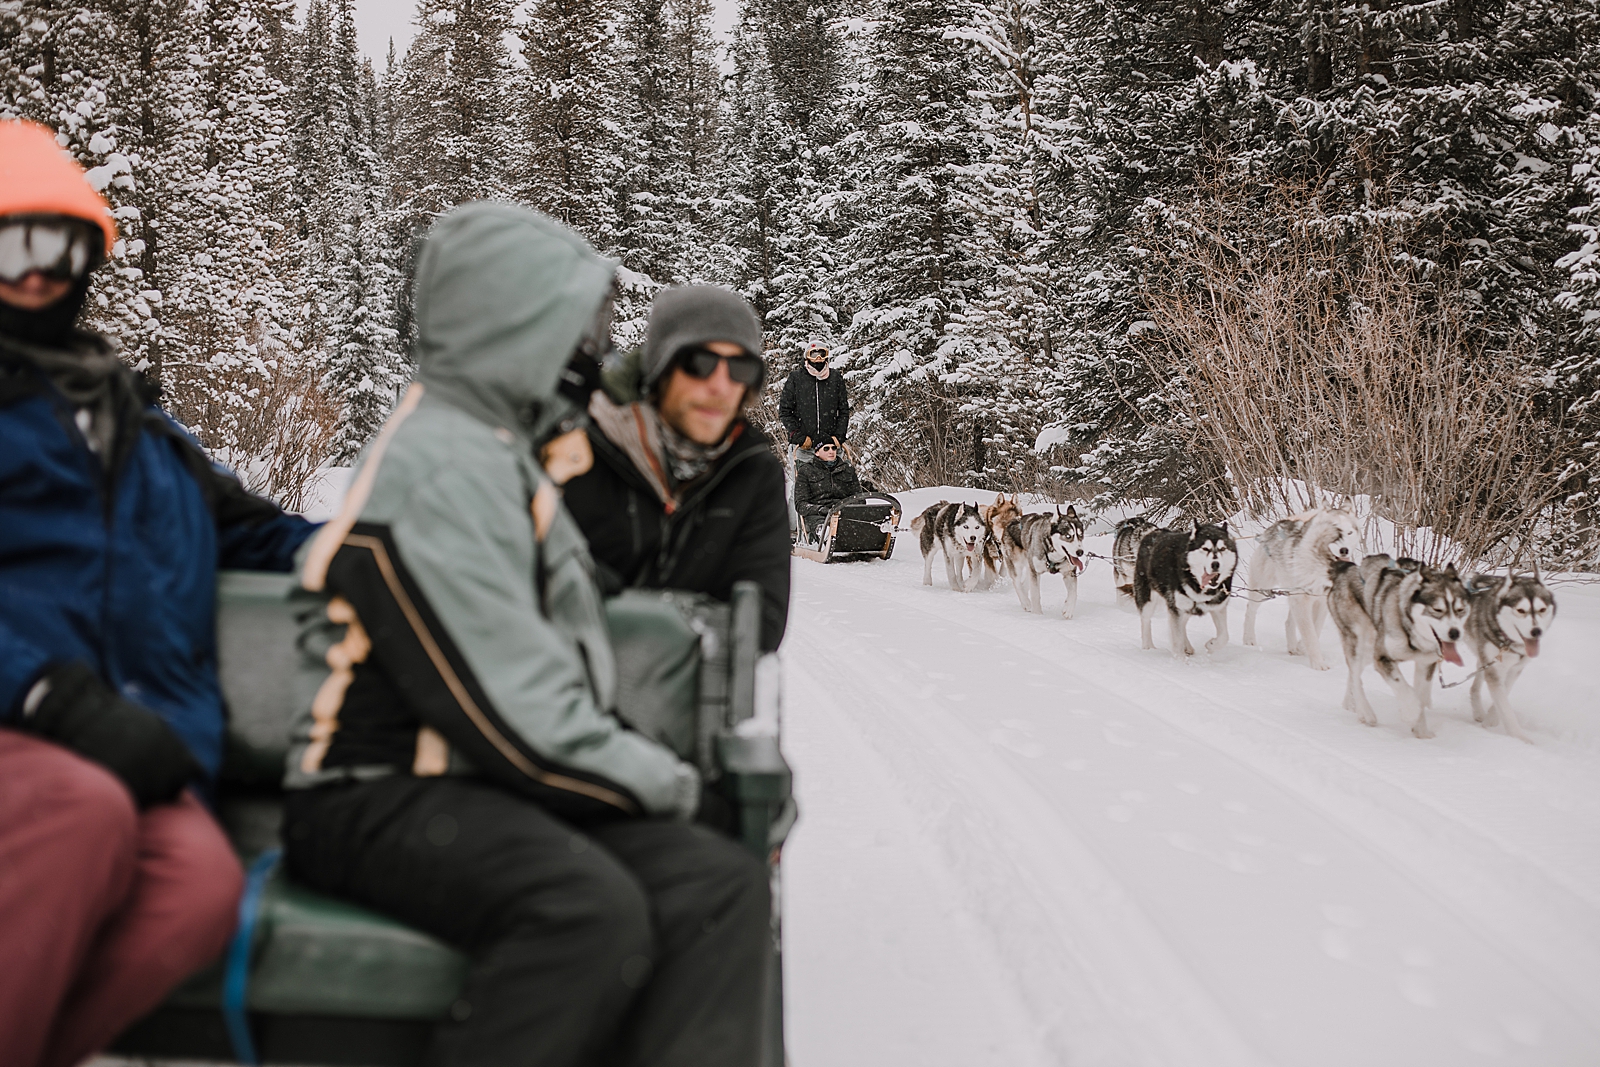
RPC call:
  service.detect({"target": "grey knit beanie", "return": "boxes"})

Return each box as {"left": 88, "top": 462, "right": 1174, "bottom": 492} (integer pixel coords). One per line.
{"left": 640, "top": 285, "right": 765, "bottom": 393}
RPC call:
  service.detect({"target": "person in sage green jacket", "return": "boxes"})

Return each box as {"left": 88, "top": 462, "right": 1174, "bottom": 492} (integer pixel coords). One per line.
{"left": 281, "top": 202, "right": 770, "bottom": 1067}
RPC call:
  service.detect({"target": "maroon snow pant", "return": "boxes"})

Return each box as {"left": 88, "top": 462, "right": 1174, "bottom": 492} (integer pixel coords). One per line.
{"left": 0, "top": 729, "right": 243, "bottom": 1067}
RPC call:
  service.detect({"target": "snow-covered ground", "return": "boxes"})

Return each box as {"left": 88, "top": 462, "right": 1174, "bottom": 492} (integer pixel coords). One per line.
{"left": 781, "top": 487, "right": 1600, "bottom": 1066}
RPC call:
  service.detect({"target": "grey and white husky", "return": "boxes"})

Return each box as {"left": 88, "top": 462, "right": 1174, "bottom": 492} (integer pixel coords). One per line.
{"left": 1328, "top": 555, "right": 1470, "bottom": 738}
{"left": 1000, "top": 505, "right": 1087, "bottom": 617}
{"left": 1134, "top": 521, "right": 1238, "bottom": 659}
{"left": 1112, "top": 517, "right": 1160, "bottom": 603}
{"left": 914, "top": 501, "right": 990, "bottom": 591}
{"left": 1464, "top": 571, "right": 1557, "bottom": 743}
{"left": 1242, "top": 507, "right": 1360, "bottom": 670}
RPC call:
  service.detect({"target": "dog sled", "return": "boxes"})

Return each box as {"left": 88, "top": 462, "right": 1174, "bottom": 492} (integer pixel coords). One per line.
{"left": 793, "top": 491, "right": 903, "bottom": 564}
{"left": 113, "top": 572, "right": 795, "bottom": 1067}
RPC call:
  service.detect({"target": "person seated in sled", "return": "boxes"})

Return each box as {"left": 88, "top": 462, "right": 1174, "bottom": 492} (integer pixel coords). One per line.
{"left": 564, "top": 285, "right": 791, "bottom": 652}
{"left": 0, "top": 119, "right": 317, "bottom": 1067}
{"left": 793, "top": 439, "right": 862, "bottom": 543}
{"left": 281, "top": 204, "right": 771, "bottom": 1067}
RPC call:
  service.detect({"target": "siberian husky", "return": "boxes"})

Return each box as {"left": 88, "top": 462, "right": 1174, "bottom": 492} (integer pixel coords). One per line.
{"left": 1327, "top": 555, "right": 1469, "bottom": 738}
{"left": 1134, "top": 521, "right": 1238, "bottom": 659}
{"left": 1000, "top": 506, "right": 1087, "bottom": 617}
{"left": 1464, "top": 571, "right": 1557, "bottom": 742}
{"left": 973, "top": 494, "right": 1019, "bottom": 590}
{"left": 1242, "top": 507, "right": 1360, "bottom": 670}
{"left": 984, "top": 493, "right": 1024, "bottom": 546}
{"left": 1113, "top": 517, "right": 1160, "bottom": 603}
{"left": 914, "top": 501, "right": 990, "bottom": 591}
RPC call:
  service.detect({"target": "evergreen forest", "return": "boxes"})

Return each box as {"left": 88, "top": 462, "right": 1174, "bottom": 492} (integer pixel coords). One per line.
{"left": 4, "top": 0, "right": 1599, "bottom": 561}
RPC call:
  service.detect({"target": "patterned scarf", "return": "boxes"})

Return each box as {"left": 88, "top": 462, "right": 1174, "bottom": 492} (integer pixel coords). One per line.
{"left": 588, "top": 393, "right": 741, "bottom": 511}
{"left": 658, "top": 410, "right": 738, "bottom": 485}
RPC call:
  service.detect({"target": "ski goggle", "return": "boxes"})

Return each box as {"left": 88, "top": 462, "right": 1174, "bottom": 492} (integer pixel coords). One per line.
{"left": 675, "top": 346, "right": 765, "bottom": 388}
{"left": 0, "top": 217, "right": 100, "bottom": 284}
{"left": 804, "top": 344, "right": 829, "bottom": 362}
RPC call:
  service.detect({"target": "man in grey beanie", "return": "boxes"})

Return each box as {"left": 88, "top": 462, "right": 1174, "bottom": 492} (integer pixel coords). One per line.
{"left": 565, "top": 285, "right": 792, "bottom": 651}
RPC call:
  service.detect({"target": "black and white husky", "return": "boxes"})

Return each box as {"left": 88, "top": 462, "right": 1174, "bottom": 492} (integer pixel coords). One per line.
{"left": 1327, "top": 555, "right": 1469, "bottom": 738}
{"left": 1000, "top": 506, "right": 1087, "bottom": 617}
{"left": 1112, "top": 517, "right": 1160, "bottom": 603}
{"left": 1242, "top": 507, "right": 1360, "bottom": 671}
{"left": 914, "top": 501, "right": 990, "bottom": 592}
{"left": 1464, "top": 571, "right": 1557, "bottom": 743}
{"left": 1133, "top": 521, "right": 1238, "bottom": 659}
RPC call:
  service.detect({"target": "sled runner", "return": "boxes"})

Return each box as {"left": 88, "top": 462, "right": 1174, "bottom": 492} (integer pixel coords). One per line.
{"left": 792, "top": 491, "right": 903, "bottom": 563}
{"left": 113, "top": 572, "right": 794, "bottom": 1067}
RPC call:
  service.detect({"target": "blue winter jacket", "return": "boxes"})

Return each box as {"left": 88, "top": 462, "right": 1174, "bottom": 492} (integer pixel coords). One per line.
{"left": 0, "top": 336, "right": 317, "bottom": 780}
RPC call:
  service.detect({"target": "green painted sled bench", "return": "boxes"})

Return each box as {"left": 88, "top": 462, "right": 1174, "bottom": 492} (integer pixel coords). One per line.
{"left": 113, "top": 571, "right": 794, "bottom": 1066}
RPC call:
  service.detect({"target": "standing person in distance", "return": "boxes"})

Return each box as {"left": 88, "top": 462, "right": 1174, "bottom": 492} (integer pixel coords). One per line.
{"left": 566, "top": 285, "right": 792, "bottom": 652}
{"left": 777, "top": 340, "right": 849, "bottom": 534}
{"left": 0, "top": 119, "right": 317, "bottom": 1067}
{"left": 778, "top": 339, "right": 849, "bottom": 462}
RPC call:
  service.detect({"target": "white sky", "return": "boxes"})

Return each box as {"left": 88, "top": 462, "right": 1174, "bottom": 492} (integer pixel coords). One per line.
{"left": 340, "top": 0, "right": 740, "bottom": 64}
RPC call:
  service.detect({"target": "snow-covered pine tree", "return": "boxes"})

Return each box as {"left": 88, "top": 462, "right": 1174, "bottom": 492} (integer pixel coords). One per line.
{"left": 723, "top": 0, "right": 847, "bottom": 371}
{"left": 286, "top": 0, "right": 401, "bottom": 462}
{"left": 321, "top": 182, "right": 404, "bottom": 462}
{"left": 514, "top": 0, "right": 622, "bottom": 244}
{"left": 1033, "top": 0, "right": 1600, "bottom": 526}
{"left": 389, "top": 0, "right": 516, "bottom": 236}
{"left": 604, "top": 0, "right": 723, "bottom": 339}
{"left": 0, "top": 0, "right": 188, "bottom": 375}
{"left": 842, "top": 0, "right": 984, "bottom": 487}
{"left": 153, "top": 0, "right": 310, "bottom": 489}
{"left": 942, "top": 0, "right": 1072, "bottom": 489}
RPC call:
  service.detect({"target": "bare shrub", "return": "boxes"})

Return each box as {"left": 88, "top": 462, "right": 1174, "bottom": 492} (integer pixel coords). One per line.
{"left": 165, "top": 344, "right": 340, "bottom": 514}
{"left": 1139, "top": 181, "right": 1575, "bottom": 566}
{"left": 231, "top": 359, "right": 341, "bottom": 513}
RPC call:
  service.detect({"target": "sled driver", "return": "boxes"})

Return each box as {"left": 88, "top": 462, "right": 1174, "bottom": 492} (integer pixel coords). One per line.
{"left": 793, "top": 439, "right": 862, "bottom": 543}
{"left": 0, "top": 119, "right": 317, "bottom": 1066}
{"left": 777, "top": 339, "right": 848, "bottom": 532}
{"left": 281, "top": 204, "right": 771, "bottom": 1066}
{"left": 779, "top": 339, "right": 849, "bottom": 458}
{"left": 565, "top": 285, "right": 792, "bottom": 651}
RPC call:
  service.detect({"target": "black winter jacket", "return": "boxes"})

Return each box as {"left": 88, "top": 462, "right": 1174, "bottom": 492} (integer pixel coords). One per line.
{"left": 564, "top": 420, "right": 792, "bottom": 651}
{"left": 777, "top": 367, "right": 849, "bottom": 446}
{"left": 794, "top": 459, "right": 861, "bottom": 513}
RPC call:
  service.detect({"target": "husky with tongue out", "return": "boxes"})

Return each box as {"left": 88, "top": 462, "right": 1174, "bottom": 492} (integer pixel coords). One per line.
{"left": 1133, "top": 520, "right": 1238, "bottom": 659}
{"left": 1464, "top": 571, "right": 1557, "bottom": 743}
{"left": 999, "top": 504, "right": 1089, "bottom": 617}
{"left": 1328, "top": 554, "right": 1470, "bottom": 738}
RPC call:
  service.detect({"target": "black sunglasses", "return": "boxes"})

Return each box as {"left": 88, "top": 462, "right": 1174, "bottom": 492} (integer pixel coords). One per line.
{"left": 676, "top": 347, "right": 764, "bottom": 387}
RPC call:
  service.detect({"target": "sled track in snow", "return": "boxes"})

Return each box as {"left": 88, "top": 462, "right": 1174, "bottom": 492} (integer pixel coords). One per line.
{"left": 784, "top": 554, "right": 1600, "bottom": 1065}
{"left": 824, "top": 567, "right": 1600, "bottom": 1011}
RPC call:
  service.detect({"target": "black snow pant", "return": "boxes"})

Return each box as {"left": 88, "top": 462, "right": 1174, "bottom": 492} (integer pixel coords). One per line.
{"left": 282, "top": 776, "right": 772, "bottom": 1067}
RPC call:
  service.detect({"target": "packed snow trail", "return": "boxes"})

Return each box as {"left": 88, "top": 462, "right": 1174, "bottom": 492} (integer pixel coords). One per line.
{"left": 780, "top": 492, "right": 1600, "bottom": 1067}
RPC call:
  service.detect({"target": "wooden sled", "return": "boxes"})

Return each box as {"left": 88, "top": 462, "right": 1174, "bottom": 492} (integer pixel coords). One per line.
{"left": 793, "top": 493, "right": 902, "bottom": 563}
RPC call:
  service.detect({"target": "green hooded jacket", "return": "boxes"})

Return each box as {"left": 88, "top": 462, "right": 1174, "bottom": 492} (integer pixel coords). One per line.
{"left": 285, "top": 203, "right": 688, "bottom": 819}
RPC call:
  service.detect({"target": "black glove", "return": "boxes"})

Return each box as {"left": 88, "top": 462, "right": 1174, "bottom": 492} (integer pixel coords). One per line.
{"left": 788, "top": 430, "right": 805, "bottom": 445}
{"left": 17, "top": 662, "right": 201, "bottom": 808}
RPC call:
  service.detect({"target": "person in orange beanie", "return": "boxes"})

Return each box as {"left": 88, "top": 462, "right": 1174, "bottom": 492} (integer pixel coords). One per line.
{"left": 0, "top": 119, "right": 316, "bottom": 1067}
